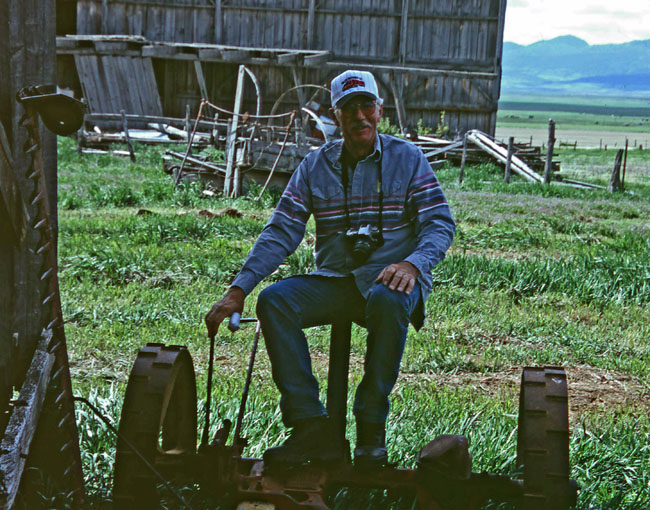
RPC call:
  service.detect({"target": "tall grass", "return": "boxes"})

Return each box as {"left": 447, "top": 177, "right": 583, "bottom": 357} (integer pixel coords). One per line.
{"left": 56, "top": 137, "right": 650, "bottom": 509}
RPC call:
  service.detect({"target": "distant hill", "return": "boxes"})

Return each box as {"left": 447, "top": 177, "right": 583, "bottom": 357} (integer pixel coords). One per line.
{"left": 501, "top": 36, "right": 650, "bottom": 96}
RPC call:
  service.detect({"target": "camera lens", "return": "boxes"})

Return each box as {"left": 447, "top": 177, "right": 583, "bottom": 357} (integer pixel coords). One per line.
{"left": 352, "top": 239, "right": 373, "bottom": 261}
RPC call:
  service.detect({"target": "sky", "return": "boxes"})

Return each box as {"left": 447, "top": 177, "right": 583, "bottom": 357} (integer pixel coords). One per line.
{"left": 504, "top": 0, "right": 650, "bottom": 46}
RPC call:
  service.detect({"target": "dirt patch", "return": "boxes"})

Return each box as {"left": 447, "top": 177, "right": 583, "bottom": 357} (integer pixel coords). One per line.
{"left": 404, "top": 366, "right": 649, "bottom": 423}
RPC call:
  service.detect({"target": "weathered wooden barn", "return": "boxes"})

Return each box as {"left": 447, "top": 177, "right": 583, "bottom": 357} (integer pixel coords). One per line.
{"left": 1, "top": 1, "right": 84, "bottom": 507}
{"left": 57, "top": 0, "right": 507, "bottom": 136}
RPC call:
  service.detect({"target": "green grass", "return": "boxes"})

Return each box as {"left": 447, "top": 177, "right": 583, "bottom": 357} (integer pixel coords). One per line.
{"left": 55, "top": 137, "right": 650, "bottom": 509}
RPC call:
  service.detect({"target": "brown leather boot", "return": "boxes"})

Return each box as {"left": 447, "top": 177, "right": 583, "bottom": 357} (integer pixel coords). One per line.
{"left": 354, "top": 419, "right": 388, "bottom": 468}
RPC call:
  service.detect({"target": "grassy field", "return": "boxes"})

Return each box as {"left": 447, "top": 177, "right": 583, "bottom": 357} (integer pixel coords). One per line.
{"left": 55, "top": 133, "right": 650, "bottom": 509}
{"left": 496, "top": 93, "right": 650, "bottom": 148}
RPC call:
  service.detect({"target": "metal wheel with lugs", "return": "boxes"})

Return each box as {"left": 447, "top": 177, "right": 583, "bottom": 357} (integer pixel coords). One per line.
{"left": 113, "top": 343, "right": 197, "bottom": 509}
{"left": 517, "top": 367, "right": 576, "bottom": 510}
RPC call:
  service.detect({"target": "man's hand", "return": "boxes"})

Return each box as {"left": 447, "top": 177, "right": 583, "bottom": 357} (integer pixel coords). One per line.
{"left": 376, "top": 261, "right": 419, "bottom": 295}
{"left": 205, "top": 286, "right": 245, "bottom": 338}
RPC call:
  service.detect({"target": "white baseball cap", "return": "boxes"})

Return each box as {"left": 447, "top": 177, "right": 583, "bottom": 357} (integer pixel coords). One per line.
{"left": 330, "top": 70, "right": 380, "bottom": 108}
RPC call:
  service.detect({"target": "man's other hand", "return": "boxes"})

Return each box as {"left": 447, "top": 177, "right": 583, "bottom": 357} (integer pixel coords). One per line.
{"left": 205, "top": 286, "right": 245, "bottom": 337}
{"left": 376, "top": 261, "right": 419, "bottom": 295}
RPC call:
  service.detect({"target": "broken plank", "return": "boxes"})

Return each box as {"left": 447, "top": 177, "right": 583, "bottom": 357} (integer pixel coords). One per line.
{"left": 165, "top": 151, "right": 226, "bottom": 174}
{"left": 467, "top": 130, "right": 542, "bottom": 183}
{"left": 303, "top": 51, "right": 331, "bottom": 66}
{"left": 221, "top": 49, "right": 251, "bottom": 61}
{"left": 0, "top": 331, "right": 55, "bottom": 510}
{"left": 423, "top": 139, "right": 464, "bottom": 159}
{"left": 141, "top": 45, "right": 179, "bottom": 58}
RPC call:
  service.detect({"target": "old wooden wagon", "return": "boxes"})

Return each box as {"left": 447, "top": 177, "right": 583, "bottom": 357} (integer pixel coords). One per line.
{"left": 57, "top": 0, "right": 507, "bottom": 137}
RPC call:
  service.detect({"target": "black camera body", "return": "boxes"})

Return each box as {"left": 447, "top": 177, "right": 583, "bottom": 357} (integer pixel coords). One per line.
{"left": 346, "top": 224, "right": 383, "bottom": 264}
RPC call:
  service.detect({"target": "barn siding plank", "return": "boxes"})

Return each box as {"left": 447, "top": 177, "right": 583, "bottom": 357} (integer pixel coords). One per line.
{"left": 69, "top": 0, "right": 503, "bottom": 134}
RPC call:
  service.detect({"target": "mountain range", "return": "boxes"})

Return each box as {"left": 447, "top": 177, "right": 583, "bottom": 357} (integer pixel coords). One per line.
{"left": 500, "top": 35, "right": 650, "bottom": 96}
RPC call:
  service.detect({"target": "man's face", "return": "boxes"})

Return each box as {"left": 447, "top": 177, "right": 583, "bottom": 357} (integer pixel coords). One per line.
{"left": 330, "top": 94, "right": 383, "bottom": 152}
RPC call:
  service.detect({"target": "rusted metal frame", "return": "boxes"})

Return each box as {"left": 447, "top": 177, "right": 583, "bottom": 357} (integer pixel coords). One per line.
{"left": 16, "top": 100, "right": 85, "bottom": 504}
{"left": 0, "top": 331, "right": 54, "bottom": 510}
{"left": 256, "top": 111, "right": 296, "bottom": 200}
{"left": 73, "top": 396, "right": 194, "bottom": 510}
{"left": 232, "top": 321, "right": 263, "bottom": 448}
{"left": 175, "top": 100, "right": 207, "bottom": 187}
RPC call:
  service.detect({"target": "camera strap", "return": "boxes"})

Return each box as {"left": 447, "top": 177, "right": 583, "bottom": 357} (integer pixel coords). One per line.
{"left": 341, "top": 137, "right": 385, "bottom": 245}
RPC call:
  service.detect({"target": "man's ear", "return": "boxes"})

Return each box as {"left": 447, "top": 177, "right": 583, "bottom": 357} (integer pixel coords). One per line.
{"left": 329, "top": 107, "right": 341, "bottom": 127}
{"left": 377, "top": 104, "right": 383, "bottom": 120}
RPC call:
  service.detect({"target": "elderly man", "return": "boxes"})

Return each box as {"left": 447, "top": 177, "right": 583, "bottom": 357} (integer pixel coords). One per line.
{"left": 205, "top": 70, "right": 455, "bottom": 468}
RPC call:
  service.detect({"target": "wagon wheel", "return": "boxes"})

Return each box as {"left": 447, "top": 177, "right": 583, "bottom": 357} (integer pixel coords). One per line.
{"left": 517, "top": 367, "right": 576, "bottom": 510}
{"left": 113, "top": 343, "right": 197, "bottom": 509}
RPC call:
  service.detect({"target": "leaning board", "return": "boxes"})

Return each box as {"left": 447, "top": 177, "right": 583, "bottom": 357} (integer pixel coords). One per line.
{"left": 74, "top": 54, "right": 163, "bottom": 115}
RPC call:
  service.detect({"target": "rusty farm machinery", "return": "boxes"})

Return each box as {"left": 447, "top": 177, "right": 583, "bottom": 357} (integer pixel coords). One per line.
{"left": 111, "top": 313, "right": 577, "bottom": 510}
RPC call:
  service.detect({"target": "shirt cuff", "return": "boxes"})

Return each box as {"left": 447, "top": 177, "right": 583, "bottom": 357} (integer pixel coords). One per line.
{"left": 404, "top": 253, "right": 429, "bottom": 278}
{"left": 230, "top": 270, "right": 258, "bottom": 296}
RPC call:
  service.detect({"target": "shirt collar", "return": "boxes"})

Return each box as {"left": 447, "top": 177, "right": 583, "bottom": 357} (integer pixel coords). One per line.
{"left": 323, "top": 134, "right": 383, "bottom": 167}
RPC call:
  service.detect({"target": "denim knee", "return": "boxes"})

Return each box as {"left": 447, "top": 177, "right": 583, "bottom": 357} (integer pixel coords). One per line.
{"left": 366, "top": 284, "right": 412, "bottom": 322}
{"left": 256, "top": 283, "right": 288, "bottom": 318}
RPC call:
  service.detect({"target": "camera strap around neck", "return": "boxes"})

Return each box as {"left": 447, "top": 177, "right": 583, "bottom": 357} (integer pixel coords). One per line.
{"left": 340, "top": 138, "right": 384, "bottom": 244}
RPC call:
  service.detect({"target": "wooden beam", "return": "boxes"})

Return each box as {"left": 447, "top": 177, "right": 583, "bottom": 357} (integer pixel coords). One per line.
{"left": 466, "top": 130, "right": 542, "bottom": 183}
{"left": 221, "top": 49, "right": 251, "bottom": 61}
{"left": 193, "top": 60, "right": 210, "bottom": 101}
{"left": 198, "top": 48, "right": 221, "bottom": 60}
{"left": 303, "top": 52, "right": 330, "bottom": 66}
{"left": 141, "top": 45, "right": 178, "bottom": 58}
{"left": 388, "top": 72, "right": 406, "bottom": 135}
{"left": 224, "top": 65, "right": 246, "bottom": 197}
{"left": 0, "top": 332, "right": 55, "bottom": 510}
{"left": 277, "top": 52, "right": 299, "bottom": 65}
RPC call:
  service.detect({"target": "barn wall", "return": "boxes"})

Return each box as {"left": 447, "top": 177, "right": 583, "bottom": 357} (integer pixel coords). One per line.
{"left": 71, "top": 0, "right": 506, "bottom": 135}
{"left": 1, "top": 0, "right": 58, "bottom": 400}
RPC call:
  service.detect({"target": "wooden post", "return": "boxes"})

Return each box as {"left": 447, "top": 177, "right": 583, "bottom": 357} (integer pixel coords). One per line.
{"left": 608, "top": 149, "right": 624, "bottom": 193}
{"left": 459, "top": 132, "right": 468, "bottom": 184}
{"left": 214, "top": 0, "right": 223, "bottom": 44}
{"left": 543, "top": 119, "right": 555, "bottom": 185}
{"left": 185, "top": 104, "right": 191, "bottom": 135}
{"left": 622, "top": 138, "right": 628, "bottom": 190}
{"left": 389, "top": 72, "right": 407, "bottom": 136}
{"left": 121, "top": 110, "right": 136, "bottom": 163}
{"left": 224, "top": 65, "right": 246, "bottom": 197}
{"left": 504, "top": 136, "right": 514, "bottom": 183}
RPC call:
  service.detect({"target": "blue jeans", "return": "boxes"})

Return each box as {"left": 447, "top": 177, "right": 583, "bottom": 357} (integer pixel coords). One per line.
{"left": 256, "top": 275, "right": 421, "bottom": 426}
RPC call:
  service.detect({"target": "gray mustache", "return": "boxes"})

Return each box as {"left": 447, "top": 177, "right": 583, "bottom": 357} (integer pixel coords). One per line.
{"left": 351, "top": 121, "right": 372, "bottom": 129}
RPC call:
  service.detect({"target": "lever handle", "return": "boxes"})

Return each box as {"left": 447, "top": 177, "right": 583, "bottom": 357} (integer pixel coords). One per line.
{"left": 227, "top": 312, "right": 241, "bottom": 332}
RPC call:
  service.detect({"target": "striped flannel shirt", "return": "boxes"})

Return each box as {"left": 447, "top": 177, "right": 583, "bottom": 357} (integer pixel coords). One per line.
{"left": 231, "top": 134, "right": 455, "bottom": 328}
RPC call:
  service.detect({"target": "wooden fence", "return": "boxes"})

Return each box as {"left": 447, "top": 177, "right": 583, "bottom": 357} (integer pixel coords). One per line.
{"left": 61, "top": 0, "right": 507, "bottom": 135}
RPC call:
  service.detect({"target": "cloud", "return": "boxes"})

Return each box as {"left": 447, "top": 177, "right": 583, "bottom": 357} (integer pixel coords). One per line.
{"left": 504, "top": 0, "right": 650, "bottom": 45}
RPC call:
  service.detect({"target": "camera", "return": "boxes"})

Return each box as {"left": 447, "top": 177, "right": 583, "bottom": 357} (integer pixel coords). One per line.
{"left": 346, "top": 224, "right": 383, "bottom": 264}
